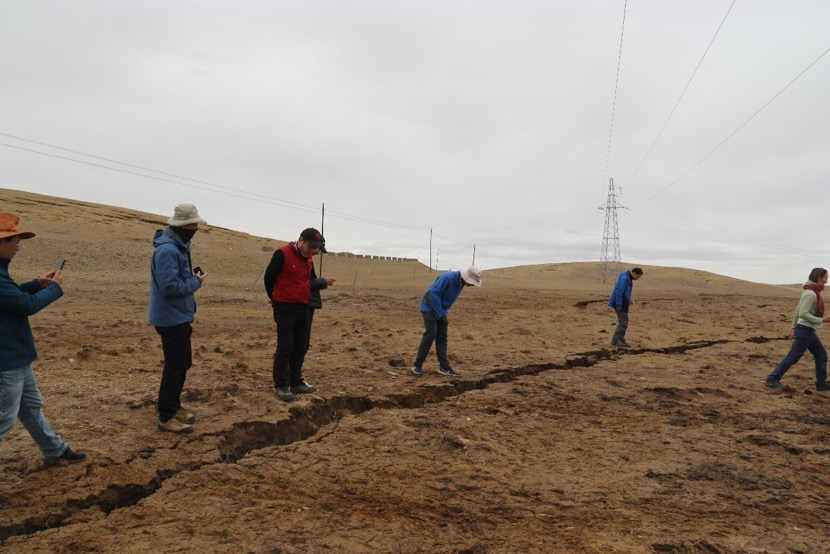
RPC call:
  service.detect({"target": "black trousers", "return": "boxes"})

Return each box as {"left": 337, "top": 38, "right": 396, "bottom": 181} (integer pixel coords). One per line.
{"left": 155, "top": 322, "right": 193, "bottom": 423}
{"left": 273, "top": 307, "right": 310, "bottom": 389}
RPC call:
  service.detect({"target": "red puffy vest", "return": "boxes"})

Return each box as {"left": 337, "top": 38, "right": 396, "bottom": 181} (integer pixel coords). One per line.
{"left": 271, "top": 243, "right": 312, "bottom": 303}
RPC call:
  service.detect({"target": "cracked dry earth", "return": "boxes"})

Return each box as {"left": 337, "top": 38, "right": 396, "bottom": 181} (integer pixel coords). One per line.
{"left": 2, "top": 191, "right": 830, "bottom": 553}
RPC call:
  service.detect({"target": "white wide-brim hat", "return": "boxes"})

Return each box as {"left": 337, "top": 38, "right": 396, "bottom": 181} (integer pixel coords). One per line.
{"left": 461, "top": 266, "right": 482, "bottom": 287}
{"left": 168, "top": 203, "right": 207, "bottom": 226}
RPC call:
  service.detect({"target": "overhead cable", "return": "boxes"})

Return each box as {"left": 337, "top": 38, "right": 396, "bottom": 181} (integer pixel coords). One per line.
{"left": 643, "top": 46, "right": 830, "bottom": 202}
{"left": 623, "top": 0, "right": 736, "bottom": 189}
{"left": 599, "top": 0, "right": 628, "bottom": 201}
{"left": 0, "top": 136, "right": 430, "bottom": 234}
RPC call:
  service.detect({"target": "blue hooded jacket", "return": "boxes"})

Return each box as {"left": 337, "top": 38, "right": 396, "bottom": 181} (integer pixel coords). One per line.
{"left": 607, "top": 270, "right": 633, "bottom": 312}
{"left": 418, "top": 270, "right": 465, "bottom": 319}
{"left": 148, "top": 227, "right": 202, "bottom": 327}
{"left": 0, "top": 258, "right": 63, "bottom": 371}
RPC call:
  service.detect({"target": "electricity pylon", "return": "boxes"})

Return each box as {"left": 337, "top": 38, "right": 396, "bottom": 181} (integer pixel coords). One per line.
{"left": 599, "top": 178, "right": 623, "bottom": 283}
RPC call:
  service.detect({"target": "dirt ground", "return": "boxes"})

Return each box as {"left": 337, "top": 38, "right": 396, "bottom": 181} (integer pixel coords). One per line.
{"left": 1, "top": 189, "right": 829, "bottom": 553}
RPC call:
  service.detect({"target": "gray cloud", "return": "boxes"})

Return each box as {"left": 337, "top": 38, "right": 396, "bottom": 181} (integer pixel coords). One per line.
{"left": 1, "top": 0, "right": 828, "bottom": 283}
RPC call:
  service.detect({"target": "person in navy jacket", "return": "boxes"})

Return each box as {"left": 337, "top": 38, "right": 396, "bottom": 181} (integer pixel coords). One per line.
{"left": 0, "top": 212, "right": 85, "bottom": 465}
{"left": 149, "top": 203, "right": 207, "bottom": 434}
{"left": 411, "top": 266, "right": 482, "bottom": 377}
{"left": 607, "top": 267, "right": 643, "bottom": 347}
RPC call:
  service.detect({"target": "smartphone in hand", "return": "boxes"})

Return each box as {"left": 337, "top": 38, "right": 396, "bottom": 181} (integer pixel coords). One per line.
{"left": 193, "top": 266, "right": 203, "bottom": 275}
{"left": 54, "top": 257, "right": 66, "bottom": 273}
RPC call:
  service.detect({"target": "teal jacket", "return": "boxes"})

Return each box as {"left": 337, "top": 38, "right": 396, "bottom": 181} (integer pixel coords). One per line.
{"left": 0, "top": 258, "right": 63, "bottom": 371}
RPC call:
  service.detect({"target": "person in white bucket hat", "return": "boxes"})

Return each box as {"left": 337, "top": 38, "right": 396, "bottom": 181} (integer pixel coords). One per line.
{"left": 149, "top": 203, "right": 207, "bottom": 434}
{"left": 411, "top": 266, "right": 481, "bottom": 377}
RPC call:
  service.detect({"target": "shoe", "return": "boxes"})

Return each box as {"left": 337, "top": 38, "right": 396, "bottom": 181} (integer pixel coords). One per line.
{"left": 437, "top": 366, "right": 460, "bottom": 377}
{"left": 276, "top": 386, "right": 294, "bottom": 401}
{"left": 765, "top": 377, "right": 781, "bottom": 389}
{"left": 816, "top": 382, "right": 830, "bottom": 391}
{"left": 290, "top": 381, "right": 316, "bottom": 394}
{"left": 617, "top": 341, "right": 631, "bottom": 348}
{"left": 157, "top": 418, "right": 194, "bottom": 434}
{"left": 411, "top": 364, "right": 423, "bottom": 376}
{"left": 45, "top": 446, "right": 87, "bottom": 465}
{"left": 174, "top": 408, "right": 196, "bottom": 424}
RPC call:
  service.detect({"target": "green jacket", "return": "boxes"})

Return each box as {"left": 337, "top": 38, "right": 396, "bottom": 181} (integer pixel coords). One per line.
{"left": 792, "top": 282, "right": 823, "bottom": 330}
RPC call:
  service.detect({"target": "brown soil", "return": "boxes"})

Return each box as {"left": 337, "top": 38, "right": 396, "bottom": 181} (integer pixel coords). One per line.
{"left": 1, "top": 188, "right": 828, "bottom": 553}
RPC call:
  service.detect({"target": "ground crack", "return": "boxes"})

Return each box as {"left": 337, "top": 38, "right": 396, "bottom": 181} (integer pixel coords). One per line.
{"left": 0, "top": 335, "right": 776, "bottom": 543}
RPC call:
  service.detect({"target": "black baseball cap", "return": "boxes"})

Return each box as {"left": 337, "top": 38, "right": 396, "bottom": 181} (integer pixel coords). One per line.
{"left": 300, "top": 228, "right": 327, "bottom": 252}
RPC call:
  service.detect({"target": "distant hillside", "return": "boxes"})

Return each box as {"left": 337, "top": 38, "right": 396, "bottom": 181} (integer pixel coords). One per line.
{"left": 488, "top": 262, "right": 798, "bottom": 296}
{"left": 0, "top": 188, "right": 797, "bottom": 298}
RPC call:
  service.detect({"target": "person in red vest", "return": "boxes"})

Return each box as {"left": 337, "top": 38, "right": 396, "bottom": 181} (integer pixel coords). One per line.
{"left": 264, "top": 228, "right": 325, "bottom": 401}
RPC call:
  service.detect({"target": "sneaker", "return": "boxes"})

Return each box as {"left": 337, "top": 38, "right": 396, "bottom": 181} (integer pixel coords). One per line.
{"left": 290, "top": 381, "right": 317, "bottom": 394}
{"left": 45, "top": 446, "right": 87, "bottom": 465}
{"left": 157, "top": 418, "right": 194, "bottom": 434}
{"left": 437, "top": 366, "right": 460, "bottom": 377}
{"left": 816, "top": 382, "right": 830, "bottom": 391}
{"left": 765, "top": 377, "right": 781, "bottom": 389}
{"left": 276, "top": 386, "right": 294, "bottom": 401}
{"left": 617, "top": 341, "right": 631, "bottom": 348}
{"left": 174, "top": 408, "right": 196, "bottom": 424}
{"left": 411, "top": 364, "right": 423, "bottom": 376}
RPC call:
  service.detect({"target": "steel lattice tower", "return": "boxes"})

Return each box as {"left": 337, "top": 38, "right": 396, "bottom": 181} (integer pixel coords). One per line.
{"left": 599, "top": 178, "right": 622, "bottom": 283}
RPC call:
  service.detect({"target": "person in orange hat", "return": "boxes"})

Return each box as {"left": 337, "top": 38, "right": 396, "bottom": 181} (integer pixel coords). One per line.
{"left": 0, "top": 212, "right": 86, "bottom": 465}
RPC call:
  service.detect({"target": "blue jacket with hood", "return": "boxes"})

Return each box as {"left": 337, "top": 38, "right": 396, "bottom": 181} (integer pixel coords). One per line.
{"left": 148, "top": 227, "right": 202, "bottom": 327}
{"left": 418, "top": 270, "right": 465, "bottom": 319}
{"left": 608, "top": 270, "right": 634, "bottom": 312}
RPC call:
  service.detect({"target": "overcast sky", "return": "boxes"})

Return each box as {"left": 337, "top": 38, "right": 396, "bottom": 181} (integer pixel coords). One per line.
{"left": 1, "top": 1, "right": 828, "bottom": 284}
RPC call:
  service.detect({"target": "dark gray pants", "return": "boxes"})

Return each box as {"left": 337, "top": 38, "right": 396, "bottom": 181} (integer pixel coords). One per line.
{"left": 272, "top": 307, "right": 310, "bottom": 389}
{"left": 414, "top": 311, "right": 450, "bottom": 369}
{"left": 611, "top": 310, "right": 629, "bottom": 345}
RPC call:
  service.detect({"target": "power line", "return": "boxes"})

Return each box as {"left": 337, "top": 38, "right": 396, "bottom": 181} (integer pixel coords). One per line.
{"left": 1, "top": 134, "right": 480, "bottom": 260}
{"left": 599, "top": 0, "right": 628, "bottom": 201}
{"left": 0, "top": 132, "right": 314, "bottom": 211}
{"left": 623, "top": 0, "right": 736, "bottom": 190}
{"left": 0, "top": 136, "right": 429, "bottom": 234}
{"left": 643, "top": 46, "right": 830, "bottom": 202}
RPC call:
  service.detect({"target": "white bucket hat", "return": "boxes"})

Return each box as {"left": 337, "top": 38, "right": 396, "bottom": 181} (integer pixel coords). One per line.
{"left": 460, "top": 266, "right": 482, "bottom": 287}
{"left": 168, "top": 203, "right": 207, "bottom": 226}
